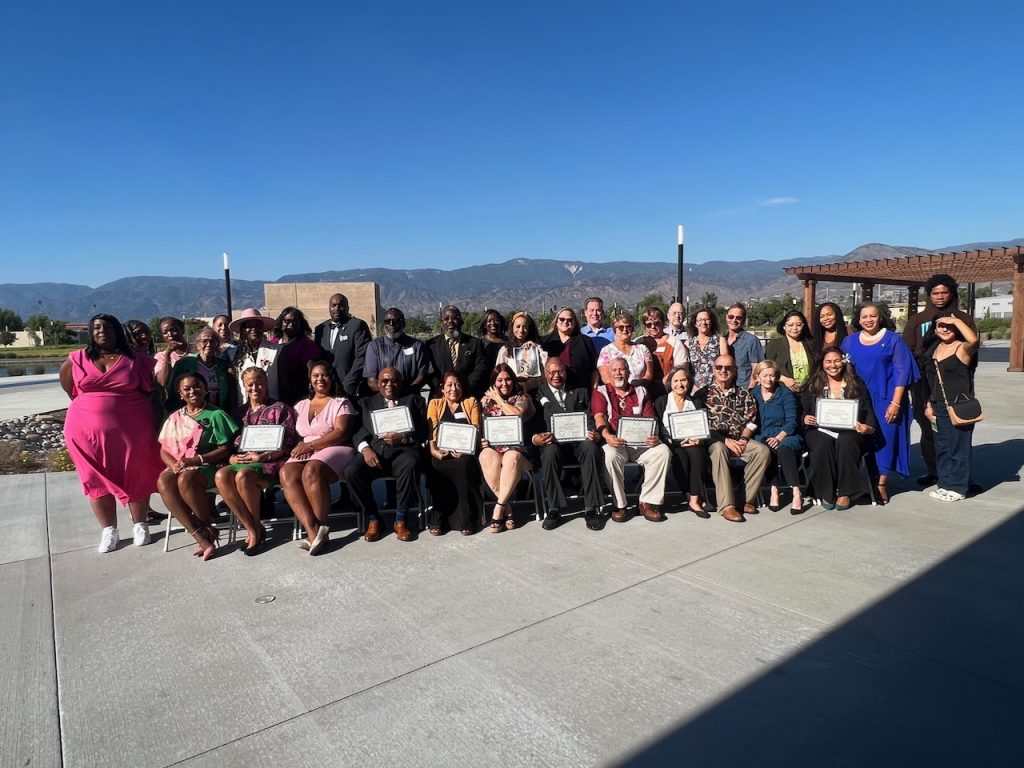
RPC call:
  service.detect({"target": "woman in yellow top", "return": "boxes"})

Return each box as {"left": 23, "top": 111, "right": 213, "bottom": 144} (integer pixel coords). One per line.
{"left": 765, "top": 310, "right": 815, "bottom": 393}
{"left": 426, "top": 371, "right": 483, "bottom": 536}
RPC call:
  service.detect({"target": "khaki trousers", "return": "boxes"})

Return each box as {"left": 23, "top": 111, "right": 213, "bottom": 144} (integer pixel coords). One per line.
{"left": 602, "top": 443, "right": 671, "bottom": 509}
{"left": 709, "top": 439, "right": 771, "bottom": 512}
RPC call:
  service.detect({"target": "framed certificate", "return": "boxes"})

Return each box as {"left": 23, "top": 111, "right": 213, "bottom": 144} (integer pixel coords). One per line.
{"left": 550, "top": 412, "right": 587, "bottom": 442}
{"left": 370, "top": 404, "right": 413, "bottom": 436}
{"left": 513, "top": 346, "right": 541, "bottom": 378}
{"left": 238, "top": 424, "right": 285, "bottom": 452}
{"left": 484, "top": 415, "right": 524, "bottom": 446}
{"left": 816, "top": 398, "right": 858, "bottom": 430}
{"left": 668, "top": 409, "right": 710, "bottom": 440}
{"left": 617, "top": 416, "right": 656, "bottom": 447}
{"left": 437, "top": 422, "right": 478, "bottom": 455}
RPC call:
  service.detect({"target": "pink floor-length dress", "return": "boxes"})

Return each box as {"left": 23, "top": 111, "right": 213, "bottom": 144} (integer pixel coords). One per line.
{"left": 63, "top": 349, "right": 164, "bottom": 504}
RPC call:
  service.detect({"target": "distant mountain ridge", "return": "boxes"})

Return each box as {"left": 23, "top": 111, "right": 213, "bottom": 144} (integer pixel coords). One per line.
{"left": 3, "top": 238, "right": 1020, "bottom": 323}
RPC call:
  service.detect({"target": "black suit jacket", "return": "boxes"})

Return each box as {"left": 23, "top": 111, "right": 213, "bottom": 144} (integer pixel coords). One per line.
{"left": 540, "top": 332, "right": 598, "bottom": 392}
{"left": 352, "top": 392, "right": 429, "bottom": 459}
{"left": 765, "top": 336, "right": 816, "bottom": 380}
{"left": 653, "top": 392, "right": 708, "bottom": 443}
{"left": 528, "top": 382, "right": 595, "bottom": 437}
{"left": 426, "top": 332, "right": 490, "bottom": 397}
{"left": 313, "top": 316, "right": 372, "bottom": 400}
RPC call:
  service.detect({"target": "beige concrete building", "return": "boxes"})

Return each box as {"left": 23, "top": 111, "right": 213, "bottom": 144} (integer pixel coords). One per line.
{"left": 263, "top": 282, "right": 382, "bottom": 335}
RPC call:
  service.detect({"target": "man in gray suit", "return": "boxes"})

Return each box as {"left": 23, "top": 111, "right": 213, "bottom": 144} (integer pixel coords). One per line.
{"left": 529, "top": 357, "right": 606, "bottom": 531}
{"left": 313, "top": 293, "right": 371, "bottom": 401}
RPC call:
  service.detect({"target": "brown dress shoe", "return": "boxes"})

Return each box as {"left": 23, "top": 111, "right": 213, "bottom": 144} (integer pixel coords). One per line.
{"left": 743, "top": 502, "right": 759, "bottom": 515}
{"left": 394, "top": 520, "right": 414, "bottom": 542}
{"left": 364, "top": 518, "right": 382, "bottom": 542}
{"left": 611, "top": 507, "right": 629, "bottom": 522}
{"left": 721, "top": 506, "right": 745, "bottom": 523}
{"left": 639, "top": 502, "right": 666, "bottom": 522}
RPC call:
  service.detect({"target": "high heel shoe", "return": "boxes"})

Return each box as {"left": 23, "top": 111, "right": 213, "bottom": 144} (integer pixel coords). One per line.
{"left": 489, "top": 503, "right": 505, "bottom": 533}
{"left": 190, "top": 524, "right": 219, "bottom": 561}
{"left": 876, "top": 483, "right": 890, "bottom": 506}
{"left": 243, "top": 526, "right": 267, "bottom": 557}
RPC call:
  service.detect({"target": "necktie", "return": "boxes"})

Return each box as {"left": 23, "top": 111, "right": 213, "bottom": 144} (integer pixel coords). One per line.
{"left": 387, "top": 399, "right": 396, "bottom": 408}
{"left": 448, "top": 336, "right": 458, "bottom": 365}
{"left": 555, "top": 389, "right": 565, "bottom": 407}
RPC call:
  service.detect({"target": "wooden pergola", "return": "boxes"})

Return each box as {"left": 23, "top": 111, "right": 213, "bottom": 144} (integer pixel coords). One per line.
{"left": 784, "top": 245, "right": 1024, "bottom": 372}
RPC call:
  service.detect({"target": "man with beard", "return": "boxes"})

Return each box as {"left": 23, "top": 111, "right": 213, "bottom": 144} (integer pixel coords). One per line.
{"left": 902, "top": 274, "right": 978, "bottom": 487}
{"left": 313, "top": 293, "right": 371, "bottom": 400}
{"left": 364, "top": 307, "right": 432, "bottom": 395}
{"left": 426, "top": 305, "right": 489, "bottom": 397}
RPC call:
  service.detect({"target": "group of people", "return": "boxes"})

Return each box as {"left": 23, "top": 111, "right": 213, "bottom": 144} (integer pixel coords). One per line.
{"left": 61, "top": 275, "right": 981, "bottom": 558}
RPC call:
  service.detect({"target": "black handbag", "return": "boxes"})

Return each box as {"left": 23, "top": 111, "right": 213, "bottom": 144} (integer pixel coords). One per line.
{"left": 934, "top": 360, "right": 984, "bottom": 426}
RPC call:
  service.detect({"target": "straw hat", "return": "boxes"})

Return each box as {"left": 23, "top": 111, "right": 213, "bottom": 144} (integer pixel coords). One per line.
{"left": 228, "top": 308, "right": 275, "bottom": 334}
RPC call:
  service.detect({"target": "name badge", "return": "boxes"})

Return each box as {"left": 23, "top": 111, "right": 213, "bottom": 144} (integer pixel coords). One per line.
{"left": 539, "top": 396, "right": 550, "bottom": 405}
{"left": 402, "top": 347, "right": 414, "bottom": 356}
{"left": 454, "top": 411, "right": 468, "bottom": 420}
{"left": 340, "top": 335, "right": 348, "bottom": 341}
{"left": 632, "top": 405, "right": 641, "bottom": 414}
{"left": 656, "top": 346, "right": 666, "bottom": 353}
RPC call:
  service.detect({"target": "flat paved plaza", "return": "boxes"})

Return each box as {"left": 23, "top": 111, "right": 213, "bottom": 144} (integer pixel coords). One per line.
{"left": 2, "top": 361, "right": 1023, "bottom": 767}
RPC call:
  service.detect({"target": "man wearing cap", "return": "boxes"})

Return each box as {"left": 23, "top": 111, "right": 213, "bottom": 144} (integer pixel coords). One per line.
{"left": 314, "top": 293, "right": 371, "bottom": 400}
{"left": 902, "top": 274, "right": 978, "bottom": 487}
{"left": 364, "top": 307, "right": 432, "bottom": 395}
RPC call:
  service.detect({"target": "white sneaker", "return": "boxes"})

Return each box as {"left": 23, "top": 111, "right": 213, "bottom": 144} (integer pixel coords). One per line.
{"left": 98, "top": 526, "right": 119, "bottom": 553}
{"left": 941, "top": 489, "right": 966, "bottom": 502}
{"left": 132, "top": 522, "right": 151, "bottom": 546}
{"left": 928, "top": 488, "right": 948, "bottom": 500}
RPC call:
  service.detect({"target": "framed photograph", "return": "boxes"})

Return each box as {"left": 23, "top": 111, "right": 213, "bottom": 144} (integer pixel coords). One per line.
{"left": 513, "top": 346, "right": 541, "bottom": 378}
{"left": 668, "top": 409, "right": 710, "bottom": 441}
{"left": 550, "top": 412, "right": 588, "bottom": 442}
{"left": 369, "top": 404, "right": 413, "bottom": 436}
{"left": 238, "top": 424, "right": 285, "bottom": 452}
{"left": 617, "top": 416, "right": 656, "bottom": 447}
{"left": 815, "top": 398, "right": 858, "bottom": 431}
{"left": 484, "top": 415, "right": 524, "bottom": 446}
{"left": 437, "top": 422, "right": 478, "bottom": 455}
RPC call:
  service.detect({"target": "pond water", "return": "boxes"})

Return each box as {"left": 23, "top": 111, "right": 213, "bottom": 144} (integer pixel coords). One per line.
{"left": 0, "top": 363, "right": 61, "bottom": 377}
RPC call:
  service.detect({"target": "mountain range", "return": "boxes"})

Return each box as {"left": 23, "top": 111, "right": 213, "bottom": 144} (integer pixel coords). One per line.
{"left": 3, "top": 238, "right": 1019, "bottom": 323}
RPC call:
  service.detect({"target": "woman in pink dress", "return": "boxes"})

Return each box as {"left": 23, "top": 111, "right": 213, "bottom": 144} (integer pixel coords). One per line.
{"left": 60, "top": 314, "right": 165, "bottom": 553}
{"left": 279, "top": 362, "right": 357, "bottom": 555}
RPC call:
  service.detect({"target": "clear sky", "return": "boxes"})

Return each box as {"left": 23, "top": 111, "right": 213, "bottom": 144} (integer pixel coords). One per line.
{"left": 2, "top": 1, "right": 1021, "bottom": 286}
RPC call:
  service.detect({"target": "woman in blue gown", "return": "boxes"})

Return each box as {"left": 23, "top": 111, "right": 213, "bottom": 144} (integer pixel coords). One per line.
{"left": 841, "top": 303, "right": 919, "bottom": 503}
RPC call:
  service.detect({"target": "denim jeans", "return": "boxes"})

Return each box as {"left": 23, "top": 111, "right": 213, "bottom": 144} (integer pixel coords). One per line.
{"left": 933, "top": 405, "right": 974, "bottom": 494}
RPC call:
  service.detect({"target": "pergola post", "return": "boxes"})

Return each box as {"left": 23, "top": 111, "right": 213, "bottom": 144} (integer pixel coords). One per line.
{"left": 861, "top": 281, "right": 874, "bottom": 303}
{"left": 1010, "top": 254, "right": 1024, "bottom": 373}
{"left": 908, "top": 285, "right": 920, "bottom": 317}
{"left": 802, "top": 279, "right": 817, "bottom": 327}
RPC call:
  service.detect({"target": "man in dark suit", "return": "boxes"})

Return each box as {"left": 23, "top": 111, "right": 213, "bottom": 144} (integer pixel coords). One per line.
{"left": 344, "top": 367, "right": 428, "bottom": 543}
{"left": 313, "top": 293, "right": 371, "bottom": 401}
{"left": 529, "top": 357, "right": 606, "bottom": 531}
{"left": 426, "top": 305, "right": 490, "bottom": 398}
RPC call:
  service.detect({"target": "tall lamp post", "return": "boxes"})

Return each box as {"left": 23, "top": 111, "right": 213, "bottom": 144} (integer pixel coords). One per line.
{"left": 676, "top": 225, "right": 685, "bottom": 305}
{"left": 223, "top": 252, "right": 233, "bottom": 320}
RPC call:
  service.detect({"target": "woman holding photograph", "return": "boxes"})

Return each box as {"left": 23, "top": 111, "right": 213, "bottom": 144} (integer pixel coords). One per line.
{"left": 496, "top": 311, "right": 548, "bottom": 391}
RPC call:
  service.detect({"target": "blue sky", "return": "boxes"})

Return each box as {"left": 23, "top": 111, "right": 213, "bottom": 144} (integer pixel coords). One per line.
{"left": 2, "top": 1, "right": 1022, "bottom": 286}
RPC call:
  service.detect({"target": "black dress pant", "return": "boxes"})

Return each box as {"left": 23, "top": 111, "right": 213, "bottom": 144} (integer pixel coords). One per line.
{"left": 764, "top": 444, "right": 801, "bottom": 489}
{"left": 667, "top": 443, "right": 707, "bottom": 497}
{"left": 538, "top": 439, "right": 605, "bottom": 511}
{"left": 344, "top": 446, "right": 420, "bottom": 520}
{"left": 804, "top": 428, "right": 867, "bottom": 502}
{"left": 427, "top": 455, "right": 482, "bottom": 531}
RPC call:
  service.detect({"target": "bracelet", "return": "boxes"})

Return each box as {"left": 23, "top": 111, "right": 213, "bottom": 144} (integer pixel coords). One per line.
{"left": 890, "top": 401, "right": 900, "bottom": 408}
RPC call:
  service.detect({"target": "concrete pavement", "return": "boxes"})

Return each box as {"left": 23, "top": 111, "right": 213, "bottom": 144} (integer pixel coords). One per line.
{"left": 2, "top": 361, "right": 1023, "bottom": 767}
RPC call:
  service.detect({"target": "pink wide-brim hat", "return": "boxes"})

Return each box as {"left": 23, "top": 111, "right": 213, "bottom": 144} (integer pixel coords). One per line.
{"left": 228, "top": 308, "right": 275, "bottom": 334}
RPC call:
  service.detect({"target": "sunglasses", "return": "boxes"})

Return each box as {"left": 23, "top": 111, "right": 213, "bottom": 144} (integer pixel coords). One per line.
{"left": 383, "top": 318, "right": 401, "bottom": 325}
{"left": 713, "top": 365, "right": 735, "bottom": 371}
{"left": 379, "top": 377, "right": 399, "bottom": 384}
{"left": 615, "top": 325, "right": 633, "bottom": 331}
{"left": 556, "top": 317, "right": 573, "bottom": 323}
{"left": 726, "top": 314, "right": 744, "bottom": 321}
{"left": 644, "top": 322, "right": 662, "bottom": 328}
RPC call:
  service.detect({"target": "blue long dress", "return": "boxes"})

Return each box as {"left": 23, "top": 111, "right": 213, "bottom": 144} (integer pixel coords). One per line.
{"left": 841, "top": 330, "right": 919, "bottom": 476}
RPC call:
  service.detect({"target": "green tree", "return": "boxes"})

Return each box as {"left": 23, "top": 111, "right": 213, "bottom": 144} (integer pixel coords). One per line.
{"left": 0, "top": 307, "right": 23, "bottom": 346}
{"left": 25, "top": 314, "right": 64, "bottom": 345}
{"left": 698, "top": 292, "right": 718, "bottom": 309}
{"left": 404, "top": 315, "right": 432, "bottom": 337}
{"left": 637, "top": 293, "right": 667, "bottom": 313}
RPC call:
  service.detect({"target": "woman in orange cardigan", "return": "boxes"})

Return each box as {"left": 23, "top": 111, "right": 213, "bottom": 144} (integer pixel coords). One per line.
{"left": 425, "top": 370, "right": 483, "bottom": 536}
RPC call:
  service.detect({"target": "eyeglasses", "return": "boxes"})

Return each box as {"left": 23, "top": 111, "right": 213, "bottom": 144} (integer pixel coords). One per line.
{"left": 379, "top": 377, "right": 399, "bottom": 384}
{"left": 556, "top": 317, "right": 573, "bottom": 323}
{"left": 195, "top": 339, "right": 215, "bottom": 345}
{"left": 784, "top": 322, "right": 804, "bottom": 329}
{"left": 726, "top": 314, "right": 744, "bottom": 321}
{"left": 713, "top": 365, "right": 735, "bottom": 371}
{"left": 644, "top": 322, "right": 662, "bottom": 328}
{"left": 383, "top": 318, "right": 401, "bottom": 325}
{"left": 614, "top": 325, "right": 633, "bottom": 331}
